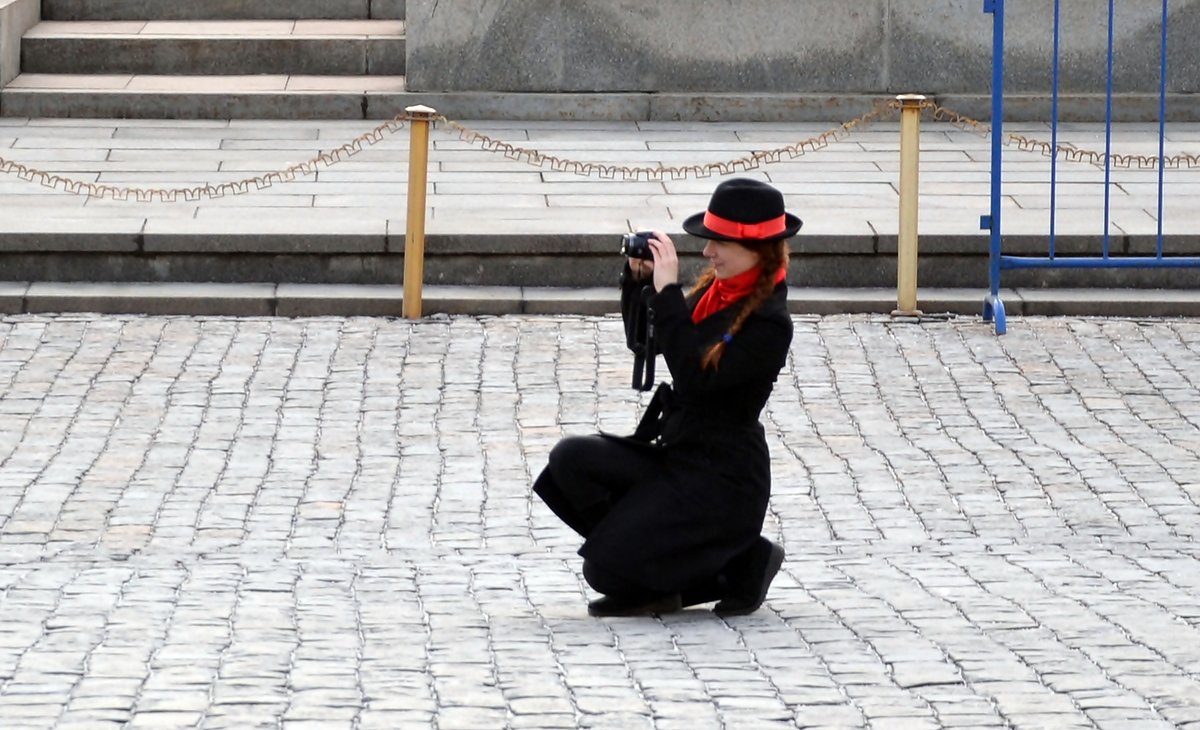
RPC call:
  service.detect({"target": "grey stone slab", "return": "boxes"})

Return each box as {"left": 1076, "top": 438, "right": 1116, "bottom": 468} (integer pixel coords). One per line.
{"left": 367, "top": 92, "right": 654, "bottom": 123}
{"left": 42, "top": 0, "right": 374, "bottom": 20}
{"left": 94, "top": 172, "right": 309, "bottom": 184}
{"left": 522, "top": 286, "right": 615, "bottom": 315}
{"left": 142, "top": 219, "right": 386, "bottom": 254}
{"left": 426, "top": 207, "right": 651, "bottom": 224}
{"left": 0, "top": 218, "right": 143, "bottom": 252}
{"left": 314, "top": 194, "right": 414, "bottom": 209}
{"left": 1, "top": 160, "right": 222, "bottom": 173}
{"left": 105, "top": 147, "right": 324, "bottom": 163}
{"left": 12, "top": 136, "right": 222, "bottom": 150}
{"left": 786, "top": 287, "right": 899, "bottom": 315}
{"left": 0, "top": 280, "right": 27, "bottom": 313}
{"left": 406, "top": 0, "right": 886, "bottom": 93}
{"left": 7, "top": 125, "right": 120, "bottom": 138}
{"left": 0, "top": 147, "right": 109, "bottom": 162}
{"left": 22, "top": 36, "right": 387, "bottom": 77}
{"left": 367, "top": 37, "right": 406, "bottom": 76}
{"left": 372, "top": 0, "right": 405, "bottom": 20}
{"left": 111, "top": 126, "right": 316, "bottom": 141}
{"left": 32, "top": 117, "right": 231, "bottom": 128}
{"left": 1015, "top": 287, "right": 1200, "bottom": 317}
{"left": 875, "top": 231, "right": 989, "bottom": 256}
{"left": 217, "top": 139, "right": 352, "bottom": 152}
{"left": 1127, "top": 229, "right": 1200, "bottom": 256}
{"left": 794, "top": 233, "right": 876, "bottom": 255}
{"left": 23, "top": 281, "right": 276, "bottom": 315}
{"left": 0, "top": 205, "right": 196, "bottom": 219}
{"left": 1, "top": 90, "right": 369, "bottom": 120}
{"left": 275, "top": 283, "right": 404, "bottom": 317}
{"left": 0, "top": 0, "right": 38, "bottom": 87}
{"left": 426, "top": 285, "right": 523, "bottom": 315}
{"left": 435, "top": 181, "right": 665, "bottom": 196}
{"left": 650, "top": 94, "right": 897, "bottom": 124}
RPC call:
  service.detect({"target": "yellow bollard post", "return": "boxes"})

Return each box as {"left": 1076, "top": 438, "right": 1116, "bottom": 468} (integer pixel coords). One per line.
{"left": 894, "top": 93, "right": 925, "bottom": 317}
{"left": 403, "top": 104, "right": 437, "bottom": 319}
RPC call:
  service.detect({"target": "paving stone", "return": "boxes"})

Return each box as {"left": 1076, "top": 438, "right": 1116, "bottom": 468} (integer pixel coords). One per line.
{"left": 2, "top": 313, "right": 1200, "bottom": 727}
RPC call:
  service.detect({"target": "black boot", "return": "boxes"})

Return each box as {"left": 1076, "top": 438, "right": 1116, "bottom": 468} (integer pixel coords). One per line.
{"left": 587, "top": 593, "right": 682, "bottom": 617}
{"left": 680, "top": 573, "right": 728, "bottom": 608}
{"left": 712, "top": 538, "right": 785, "bottom": 617}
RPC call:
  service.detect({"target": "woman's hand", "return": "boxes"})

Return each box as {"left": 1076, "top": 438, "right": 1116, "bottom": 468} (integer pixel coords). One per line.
{"left": 647, "top": 231, "right": 679, "bottom": 292}
{"left": 628, "top": 256, "right": 654, "bottom": 283}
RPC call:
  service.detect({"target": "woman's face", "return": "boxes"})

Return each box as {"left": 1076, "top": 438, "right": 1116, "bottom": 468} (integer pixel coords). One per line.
{"left": 702, "top": 239, "right": 762, "bottom": 280}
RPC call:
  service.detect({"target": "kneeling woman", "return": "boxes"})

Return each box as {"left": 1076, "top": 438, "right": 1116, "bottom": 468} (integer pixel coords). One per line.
{"left": 533, "top": 178, "right": 799, "bottom": 617}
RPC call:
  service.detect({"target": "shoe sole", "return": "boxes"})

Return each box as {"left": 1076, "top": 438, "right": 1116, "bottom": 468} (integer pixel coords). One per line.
{"left": 712, "top": 543, "right": 785, "bottom": 617}
{"left": 588, "top": 594, "right": 683, "bottom": 617}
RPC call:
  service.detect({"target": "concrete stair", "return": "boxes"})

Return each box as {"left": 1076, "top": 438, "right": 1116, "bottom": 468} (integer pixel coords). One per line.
{"left": 41, "top": 1, "right": 405, "bottom": 21}
{"left": 0, "top": 0, "right": 406, "bottom": 119}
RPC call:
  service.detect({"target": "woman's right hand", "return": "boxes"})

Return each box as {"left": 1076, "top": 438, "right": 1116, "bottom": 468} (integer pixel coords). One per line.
{"left": 646, "top": 231, "right": 679, "bottom": 292}
{"left": 628, "top": 257, "right": 654, "bottom": 282}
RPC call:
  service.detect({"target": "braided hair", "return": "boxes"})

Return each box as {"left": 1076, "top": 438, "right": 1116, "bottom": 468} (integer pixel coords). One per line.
{"left": 688, "top": 239, "right": 790, "bottom": 370}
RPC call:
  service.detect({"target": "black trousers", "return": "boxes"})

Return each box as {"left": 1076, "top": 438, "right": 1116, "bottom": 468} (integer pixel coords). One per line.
{"left": 535, "top": 434, "right": 668, "bottom": 598}
{"left": 536, "top": 434, "right": 751, "bottom": 604}
{"left": 540, "top": 435, "right": 660, "bottom": 536}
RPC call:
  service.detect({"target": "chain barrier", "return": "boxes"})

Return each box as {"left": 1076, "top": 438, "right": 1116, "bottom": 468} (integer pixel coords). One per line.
{"left": 926, "top": 101, "right": 1200, "bottom": 170}
{"left": 0, "top": 99, "right": 1197, "bottom": 201}
{"left": 0, "top": 102, "right": 900, "bottom": 200}
{"left": 0, "top": 113, "right": 416, "bottom": 202}
{"left": 435, "top": 100, "right": 900, "bottom": 180}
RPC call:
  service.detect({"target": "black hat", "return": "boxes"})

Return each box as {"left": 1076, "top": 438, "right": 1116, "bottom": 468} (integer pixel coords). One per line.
{"left": 682, "top": 178, "right": 803, "bottom": 244}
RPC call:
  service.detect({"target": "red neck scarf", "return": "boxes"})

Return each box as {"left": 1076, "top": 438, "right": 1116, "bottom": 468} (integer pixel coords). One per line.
{"left": 691, "top": 266, "right": 785, "bottom": 323}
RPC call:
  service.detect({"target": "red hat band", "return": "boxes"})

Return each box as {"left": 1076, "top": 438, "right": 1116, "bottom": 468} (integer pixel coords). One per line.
{"left": 702, "top": 211, "right": 787, "bottom": 241}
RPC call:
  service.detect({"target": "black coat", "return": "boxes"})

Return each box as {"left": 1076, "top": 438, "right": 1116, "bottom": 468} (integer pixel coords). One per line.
{"left": 575, "top": 270, "right": 794, "bottom": 593}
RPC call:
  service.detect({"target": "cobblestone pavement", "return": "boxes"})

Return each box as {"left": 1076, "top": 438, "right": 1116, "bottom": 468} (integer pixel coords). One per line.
{"left": 1, "top": 312, "right": 1199, "bottom": 730}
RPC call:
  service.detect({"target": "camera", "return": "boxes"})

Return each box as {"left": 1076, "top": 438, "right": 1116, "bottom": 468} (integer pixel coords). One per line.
{"left": 620, "top": 231, "right": 656, "bottom": 261}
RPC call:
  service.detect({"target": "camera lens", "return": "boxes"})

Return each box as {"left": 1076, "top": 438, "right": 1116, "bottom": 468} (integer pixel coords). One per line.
{"left": 621, "top": 232, "right": 654, "bottom": 260}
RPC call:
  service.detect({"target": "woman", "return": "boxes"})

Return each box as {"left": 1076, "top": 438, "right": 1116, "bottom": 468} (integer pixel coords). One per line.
{"left": 533, "top": 178, "right": 799, "bottom": 617}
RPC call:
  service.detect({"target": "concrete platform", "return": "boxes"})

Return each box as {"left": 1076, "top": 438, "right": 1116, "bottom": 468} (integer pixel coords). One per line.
{"left": 0, "top": 115, "right": 1199, "bottom": 318}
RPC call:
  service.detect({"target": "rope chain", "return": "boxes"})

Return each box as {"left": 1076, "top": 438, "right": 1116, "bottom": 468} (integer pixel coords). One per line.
{"left": 0, "top": 100, "right": 1196, "bottom": 201}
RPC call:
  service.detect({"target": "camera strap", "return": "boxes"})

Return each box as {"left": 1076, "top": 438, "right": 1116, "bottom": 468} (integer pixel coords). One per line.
{"left": 632, "top": 382, "right": 674, "bottom": 443}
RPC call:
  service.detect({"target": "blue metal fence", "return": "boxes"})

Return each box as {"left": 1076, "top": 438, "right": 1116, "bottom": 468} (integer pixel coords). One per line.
{"left": 981, "top": 0, "right": 1200, "bottom": 334}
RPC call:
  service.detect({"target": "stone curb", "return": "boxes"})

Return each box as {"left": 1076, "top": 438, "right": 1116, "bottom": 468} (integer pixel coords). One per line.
{"left": 5, "top": 282, "right": 1200, "bottom": 319}
{"left": 6, "top": 89, "right": 1198, "bottom": 122}
{"left": 5, "top": 228, "right": 1200, "bottom": 257}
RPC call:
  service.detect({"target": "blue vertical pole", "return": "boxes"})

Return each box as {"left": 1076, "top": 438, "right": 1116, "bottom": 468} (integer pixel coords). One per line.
{"left": 1049, "top": 0, "right": 1062, "bottom": 259}
{"left": 1157, "top": 0, "right": 1169, "bottom": 256}
{"left": 983, "top": 0, "right": 1007, "bottom": 334}
{"left": 1103, "top": 0, "right": 1116, "bottom": 257}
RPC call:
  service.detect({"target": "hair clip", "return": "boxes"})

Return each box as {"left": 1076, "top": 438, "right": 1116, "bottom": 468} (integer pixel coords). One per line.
{"left": 722, "top": 333, "right": 734, "bottom": 344}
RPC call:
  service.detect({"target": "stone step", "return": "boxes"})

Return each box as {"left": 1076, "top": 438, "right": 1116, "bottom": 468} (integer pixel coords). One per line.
{"left": 42, "top": 0, "right": 405, "bottom": 21}
{"left": 0, "top": 83, "right": 901, "bottom": 120}
{"left": 3, "top": 282, "right": 1199, "bottom": 319}
{"left": 21, "top": 20, "right": 406, "bottom": 76}
{"left": 1, "top": 74, "right": 407, "bottom": 119}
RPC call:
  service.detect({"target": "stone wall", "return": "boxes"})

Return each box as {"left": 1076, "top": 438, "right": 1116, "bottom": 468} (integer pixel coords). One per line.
{"left": 0, "top": 0, "right": 38, "bottom": 87}
{"left": 406, "top": 0, "right": 1199, "bottom": 118}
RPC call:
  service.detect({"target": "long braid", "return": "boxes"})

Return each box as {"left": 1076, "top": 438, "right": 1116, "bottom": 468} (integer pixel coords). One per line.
{"left": 695, "top": 241, "right": 789, "bottom": 370}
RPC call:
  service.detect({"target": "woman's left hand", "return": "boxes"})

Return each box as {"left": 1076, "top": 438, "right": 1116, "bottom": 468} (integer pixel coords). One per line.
{"left": 647, "top": 231, "right": 679, "bottom": 292}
